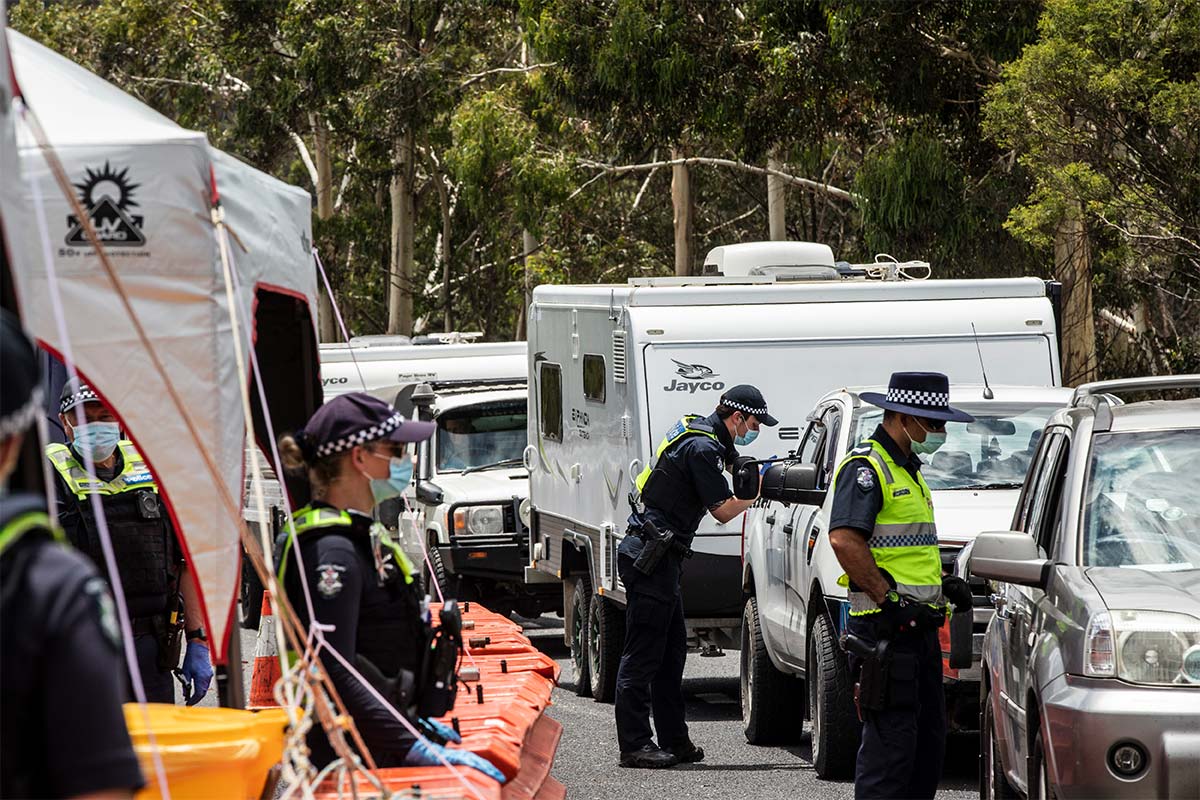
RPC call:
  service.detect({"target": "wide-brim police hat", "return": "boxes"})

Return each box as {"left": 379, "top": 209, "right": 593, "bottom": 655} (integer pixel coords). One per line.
{"left": 297, "top": 392, "right": 435, "bottom": 460}
{"left": 860, "top": 372, "right": 974, "bottom": 423}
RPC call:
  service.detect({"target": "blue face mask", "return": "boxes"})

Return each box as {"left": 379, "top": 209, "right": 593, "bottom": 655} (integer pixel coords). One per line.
{"left": 366, "top": 453, "right": 414, "bottom": 505}
{"left": 72, "top": 421, "right": 120, "bottom": 462}
{"left": 734, "top": 417, "right": 759, "bottom": 447}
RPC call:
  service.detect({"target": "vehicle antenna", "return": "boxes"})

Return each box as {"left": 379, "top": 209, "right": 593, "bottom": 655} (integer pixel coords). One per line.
{"left": 971, "top": 323, "right": 994, "bottom": 399}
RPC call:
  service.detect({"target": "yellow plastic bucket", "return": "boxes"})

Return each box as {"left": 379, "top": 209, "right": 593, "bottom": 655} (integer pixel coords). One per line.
{"left": 123, "top": 704, "right": 288, "bottom": 800}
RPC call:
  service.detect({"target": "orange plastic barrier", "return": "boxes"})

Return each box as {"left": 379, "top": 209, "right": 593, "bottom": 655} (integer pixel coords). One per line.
{"left": 248, "top": 594, "right": 281, "bottom": 708}
{"left": 313, "top": 765, "right": 502, "bottom": 799}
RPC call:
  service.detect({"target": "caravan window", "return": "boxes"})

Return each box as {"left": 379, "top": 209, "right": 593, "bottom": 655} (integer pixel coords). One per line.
{"left": 540, "top": 362, "right": 563, "bottom": 442}
{"left": 583, "top": 354, "right": 606, "bottom": 403}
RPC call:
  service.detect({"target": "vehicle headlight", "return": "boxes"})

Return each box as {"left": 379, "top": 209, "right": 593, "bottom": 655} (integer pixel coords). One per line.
{"left": 1086, "top": 609, "right": 1200, "bottom": 685}
{"left": 453, "top": 505, "right": 504, "bottom": 536}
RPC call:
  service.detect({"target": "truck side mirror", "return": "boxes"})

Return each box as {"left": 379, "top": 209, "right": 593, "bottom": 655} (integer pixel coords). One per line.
{"left": 416, "top": 481, "right": 444, "bottom": 506}
{"left": 760, "top": 462, "right": 826, "bottom": 506}
{"left": 969, "top": 531, "right": 1050, "bottom": 589}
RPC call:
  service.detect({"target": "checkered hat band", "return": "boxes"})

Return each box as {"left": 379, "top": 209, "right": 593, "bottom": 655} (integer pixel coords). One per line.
{"left": 723, "top": 400, "right": 768, "bottom": 416}
{"left": 314, "top": 412, "right": 404, "bottom": 458}
{"left": 886, "top": 389, "right": 948, "bottom": 408}
{"left": 0, "top": 388, "right": 43, "bottom": 439}
{"left": 60, "top": 387, "right": 100, "bottom": 413}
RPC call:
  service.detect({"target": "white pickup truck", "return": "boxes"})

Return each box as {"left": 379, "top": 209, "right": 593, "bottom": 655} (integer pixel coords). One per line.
{"left": 740, "top": 384, "right": 1071, "bottom": 778}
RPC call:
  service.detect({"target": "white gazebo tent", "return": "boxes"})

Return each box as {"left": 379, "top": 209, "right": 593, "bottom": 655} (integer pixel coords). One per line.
{"left": 5, "top": 30, "right": 321, "bottom": 665}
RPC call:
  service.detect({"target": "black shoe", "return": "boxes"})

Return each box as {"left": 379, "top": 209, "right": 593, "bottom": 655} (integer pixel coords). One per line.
{"left": 619, "top": 744, "right": 679, "bottom": 769}
{"left": 667, "top": 741, "right": 705, "bottom": 763}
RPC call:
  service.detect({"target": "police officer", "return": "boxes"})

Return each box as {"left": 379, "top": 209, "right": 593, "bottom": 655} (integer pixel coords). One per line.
{"left": 827, "top": 372, "right": 975, "bottom": 799}
{"left": 277, "top": 392, "right": 504, "bottom": 781}
{"left": 615, "top": 384, "right": 775, "bottom": 768}
{"left": 1, "top": 310, "right": 145, "bottom": 798}
{"left": 48, "top": 380, "right": 213, "bottom": 705}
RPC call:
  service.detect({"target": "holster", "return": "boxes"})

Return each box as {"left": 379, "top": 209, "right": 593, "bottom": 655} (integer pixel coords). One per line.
{"left": 155, "top": 612, "right": 184, "bottom": 673}
{"left": 855, "top": 640, "right": 890, "bottom": 716}
{"left": 631, "top": 518, "right": 691, "bottom": 576}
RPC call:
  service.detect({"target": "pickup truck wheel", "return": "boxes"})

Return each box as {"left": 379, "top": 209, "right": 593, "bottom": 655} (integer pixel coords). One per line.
{"left": 740, "top": 596, "right": 804, "bottom": 744}
{"left": 569, "top": 576, "right": 593, "bottom": 697}
{"left": 587, "top": 592, "right": 625, "bottom": 703}
{"left": 981, "top": 682, "right": 1017, "bottom": 800}
{"left": 809, "top": 613, "right": 861, "bottom": 779}
{"left": 421, "top": 539, "right": 448, "bottom": 598}
{"left": 240, "top": 551, "right": 264, "bottom": 630}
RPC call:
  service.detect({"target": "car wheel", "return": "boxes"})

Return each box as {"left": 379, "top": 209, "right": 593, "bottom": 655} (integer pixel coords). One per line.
{"left": 421, "top": 537, "right": 448, "bottom": 598}
{"left": 587, "top": 590, "right": 625, "bottom": 703}
{"left": 569, "top": 576, "right": 592, "bottom": 698}
{"left": 981, "top": 682, "right": 1017, "bottom": 800}
{"left": 240, "top": 551, "right": 264, "bottom": 630}
{"left": 809, "top": 613, "right": 861, "bottom": 780}
{"left": 740, "top": 596, "right": 805, "bottom": 744}
{"left": 1032, "top": 728, "right": 1057, "bottom": 800}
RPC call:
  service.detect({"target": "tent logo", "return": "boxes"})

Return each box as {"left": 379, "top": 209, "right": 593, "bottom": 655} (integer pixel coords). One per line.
{"left": 66, "top": 162, "right": 146, "bottom": 247}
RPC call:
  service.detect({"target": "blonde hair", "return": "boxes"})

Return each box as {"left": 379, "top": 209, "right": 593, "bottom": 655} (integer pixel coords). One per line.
{"left": 278, "top": 433, "right": 345, "bottom": 499}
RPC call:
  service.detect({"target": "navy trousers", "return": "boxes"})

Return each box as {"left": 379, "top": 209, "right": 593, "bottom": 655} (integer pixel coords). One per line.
{"left": 130, "top": 632, "right": 176, "bottom": 704}
{"left": 613, "top": 551, "right": 688, "bottom": 753}
{"left": 846, "top": 615, "right": 945, "bottom": 800}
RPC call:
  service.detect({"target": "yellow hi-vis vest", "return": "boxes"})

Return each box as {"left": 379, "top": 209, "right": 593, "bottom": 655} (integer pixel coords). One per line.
{"left": 0, "top": 509, "right": 64, "bottom": 555}
{"left": 277, "top": 505, "right": 415, "bottom": 585}
{"left": 634, "top": 415, "right": 719, "bottom": 498}
{"left": 835, "top": 439, "right": 943, "bottom": 615}
{"left": 45, "top": 441, "right": 157, "bottom": 498}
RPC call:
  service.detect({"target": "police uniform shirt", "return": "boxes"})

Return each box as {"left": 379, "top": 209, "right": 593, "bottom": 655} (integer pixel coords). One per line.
{"left": 642, "top": 412, "right": 736, "bottom": 538}
{"left": 281, "top": 502, "right": 417, "bottom": 767}
{"left": 0, "top": 497, "right": 145, "bottom": 798}
{"left": 828, "top": 424, "right": 924, "bottom": 538}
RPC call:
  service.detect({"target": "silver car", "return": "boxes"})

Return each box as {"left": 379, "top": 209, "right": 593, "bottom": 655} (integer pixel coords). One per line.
{"left": 970, "top": 376, "right": 1200, "bottom": 800}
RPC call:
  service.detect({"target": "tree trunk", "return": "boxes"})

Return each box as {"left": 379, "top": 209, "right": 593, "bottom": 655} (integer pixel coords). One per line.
{"left": 518, "top": 229, "right": 537, "bottom": 340}
{"left": 671, "top": 146, "right": 694, "bottom": 276}
{"left": 433, "top": 170, "right": 453, "bottom": 334}
{"left": 313, "top": 118, "right": 338, "bottom": 342}
{"left": 1054, "top": 202, "right": 1098, "bottom": 384}
{"left": 767, "top": 153, "right": 786, "bottom": 241}
{"left": 388, "top": 130, "right": 415, "bottom": 336}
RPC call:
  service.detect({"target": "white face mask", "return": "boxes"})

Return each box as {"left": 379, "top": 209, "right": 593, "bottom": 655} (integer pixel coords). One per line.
{"left": 905, "top": 417, "right": 947, "bottom": 455}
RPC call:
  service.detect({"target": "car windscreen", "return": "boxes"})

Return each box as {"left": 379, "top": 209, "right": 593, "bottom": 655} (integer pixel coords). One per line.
{"left": 852, "top": 403, "right": 1062, "bottom": 490}
{"left": 436, "top": 400, "right": 527, "bottom": 473}
{"left": 1082, "top": 429, "right": 1200, "bottom": 570}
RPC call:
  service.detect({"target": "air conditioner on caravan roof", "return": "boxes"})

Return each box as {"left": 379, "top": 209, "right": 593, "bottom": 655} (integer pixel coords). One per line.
{"left": 702, "top": 241, "right": 837, "bottom": 278}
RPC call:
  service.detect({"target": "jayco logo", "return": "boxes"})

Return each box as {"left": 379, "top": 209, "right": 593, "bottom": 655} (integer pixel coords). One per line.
{"left": 66, "top": 162, "right": 146, "bottom": 247}
{"left": 664, "top": 360, "right": 724, "bottom": 393}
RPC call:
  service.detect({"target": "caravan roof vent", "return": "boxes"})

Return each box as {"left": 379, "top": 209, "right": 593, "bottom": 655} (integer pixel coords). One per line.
{"left": 702, "top": 241, "right": 836, "bottom": 277}
{"left": 752, "top": 265, "right": 839, "bottom": 282}
{"left": 348, "top": 334, "right": 413, "bottom": 347}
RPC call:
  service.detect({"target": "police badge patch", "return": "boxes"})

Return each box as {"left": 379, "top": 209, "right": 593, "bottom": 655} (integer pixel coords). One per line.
{"left": 316, "top": 563, "right": 347, "bottom": 598}
{"left": 856, "top": 467, "right": 876, "bottom": 490}
{"left": 83, "top": 576, "right": 121, "bottom": 649}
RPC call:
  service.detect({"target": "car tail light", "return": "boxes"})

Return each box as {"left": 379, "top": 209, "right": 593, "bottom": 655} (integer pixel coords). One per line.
{"left": 1085, "top": 611, "right": 1116, "bottom": 677}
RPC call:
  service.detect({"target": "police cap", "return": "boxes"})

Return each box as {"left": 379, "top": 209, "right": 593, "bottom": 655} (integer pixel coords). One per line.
{"left": 719, "top": 384, "right": 778, "bottom": 427}
{"left": 0, "top": 309, "right": 42, "bottom": 440}
{"left": 297, "top": 392, "right": 435, "bottom": 460}
{"left": 59, "top": 378, "right": 103, "bottom": 415}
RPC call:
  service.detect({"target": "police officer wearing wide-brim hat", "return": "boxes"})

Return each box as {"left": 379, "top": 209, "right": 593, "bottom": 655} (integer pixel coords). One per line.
{"left": 0, "top": 309, "right": 144, "bottom": 797}
{"left": 49, "top": 379, "right": 213, "bottom": 706}
{"left": 828, "top": 372, "right": 975, "bottom": 799}
{"left": 276, "top": 392, "right": 504, "bottom": 782}
{"left": 615, "top": 384, "right": 776, "bottom": 768}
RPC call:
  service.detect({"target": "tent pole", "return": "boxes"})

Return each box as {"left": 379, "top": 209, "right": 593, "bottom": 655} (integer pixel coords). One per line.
{"left": 219, "top": 622, "right": 245, "bottom": 708}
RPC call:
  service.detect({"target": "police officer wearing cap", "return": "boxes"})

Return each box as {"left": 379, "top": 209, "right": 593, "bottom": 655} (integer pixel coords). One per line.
{"left": 615, "top": 384, "right": 775, "bottom": 768}
{"left": 47, "top": 380, "right": 213, "bottom": 706}
{"left": 1, "top": 310, "right": 144, "bottom": 798}
{"left": 276, "top": 392, "right": 504, "bottom": 781}
{"left": 828, "top": 372, "right": 975, "bottom": 799}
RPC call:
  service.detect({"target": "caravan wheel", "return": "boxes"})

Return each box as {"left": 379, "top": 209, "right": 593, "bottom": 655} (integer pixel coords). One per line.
{"left": 569, "top": 576, "right": 593, "bottom": 697}
{"left": 587, "top": 593, "right": 625, "bottom": 702}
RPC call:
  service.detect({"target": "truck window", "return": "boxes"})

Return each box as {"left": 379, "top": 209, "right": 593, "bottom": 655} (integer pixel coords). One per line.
{"left": 583, "top": 354, "right": 606, "bottom": 403}
{"left": 437, "top": 400, "right": 528, "bottom": 473}
{"left": 540, "top": 362, "right": 563, "bottom": 442}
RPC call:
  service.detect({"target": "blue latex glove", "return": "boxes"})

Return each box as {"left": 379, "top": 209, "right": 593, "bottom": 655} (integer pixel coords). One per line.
{"left": 180, "top": 640, "right": 213, "bottom": 706}
{"left": 419, "top": 717, "right": 462, "bottom": 744}
{"left": 404, "top": 738, "right": 506, "bottom": 783}
{"left": 759, "top": 455, "right": 779, "bottom": 475}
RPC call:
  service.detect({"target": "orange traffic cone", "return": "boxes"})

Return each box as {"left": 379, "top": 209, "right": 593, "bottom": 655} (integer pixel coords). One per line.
{"left": 248, "top": 594, "right": 281, "bottom": 708}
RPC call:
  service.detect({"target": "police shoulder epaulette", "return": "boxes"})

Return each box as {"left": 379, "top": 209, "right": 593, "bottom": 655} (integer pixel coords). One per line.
{"left": 686, "top": 418, "right": 714, "bottom": 434}
{"left": 849, "top": 444, "right": 872, "bottom": 455}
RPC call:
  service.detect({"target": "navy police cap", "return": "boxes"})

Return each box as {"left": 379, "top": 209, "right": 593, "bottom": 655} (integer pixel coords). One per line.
{"left": 60, "top": 378, "right": 102, "bottom": 414}
{"left": 860, "top": 372, "right": 974, "bottom": 423}
{"left": 719, "top": 384, "right": 778, "bottom": 427}
{"left": 297, "top": 392, "right": 435, "bottom": 460}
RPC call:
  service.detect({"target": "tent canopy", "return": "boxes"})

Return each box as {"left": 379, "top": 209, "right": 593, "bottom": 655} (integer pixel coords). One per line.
{"left": 6, "top": 30, "right": 321, "bottom": 661}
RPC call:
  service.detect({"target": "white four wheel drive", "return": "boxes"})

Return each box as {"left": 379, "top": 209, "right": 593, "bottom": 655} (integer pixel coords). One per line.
{"left": 740, "top": 384, "right": 1072, "bottom": 779}
{"left": 523, "top": 254, "right": 1064, "bottom": 706}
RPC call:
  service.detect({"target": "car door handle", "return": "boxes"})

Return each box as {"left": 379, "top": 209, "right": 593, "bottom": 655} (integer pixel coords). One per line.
{"left": 990, "top": 594, "right": 1012, "bottom": 620}
{"left": 783, "top": 524, "right": 794, "bottom": 536}
{"left": 766, "top": 513, "right": 776, "bottom": 526}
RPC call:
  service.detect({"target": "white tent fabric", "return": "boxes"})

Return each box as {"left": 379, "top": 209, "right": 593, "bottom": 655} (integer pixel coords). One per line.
{"left": 0, "top": 5, "right": 20, "bottom": 249}
{"left": 6, "top": 31, "right": 317, "bottom": 661}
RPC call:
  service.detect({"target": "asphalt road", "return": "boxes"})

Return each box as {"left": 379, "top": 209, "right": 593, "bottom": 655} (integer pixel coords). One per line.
{"left": 519, "top": 615, "right": 980, "bottom": 800}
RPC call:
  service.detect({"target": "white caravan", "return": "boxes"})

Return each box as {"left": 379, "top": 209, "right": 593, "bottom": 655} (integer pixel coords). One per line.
{"left": 319, "top": 336, "right": 527, "bottom": 399}
{"left": 524, "top": 271, "right": 1062, "bottom": 701}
